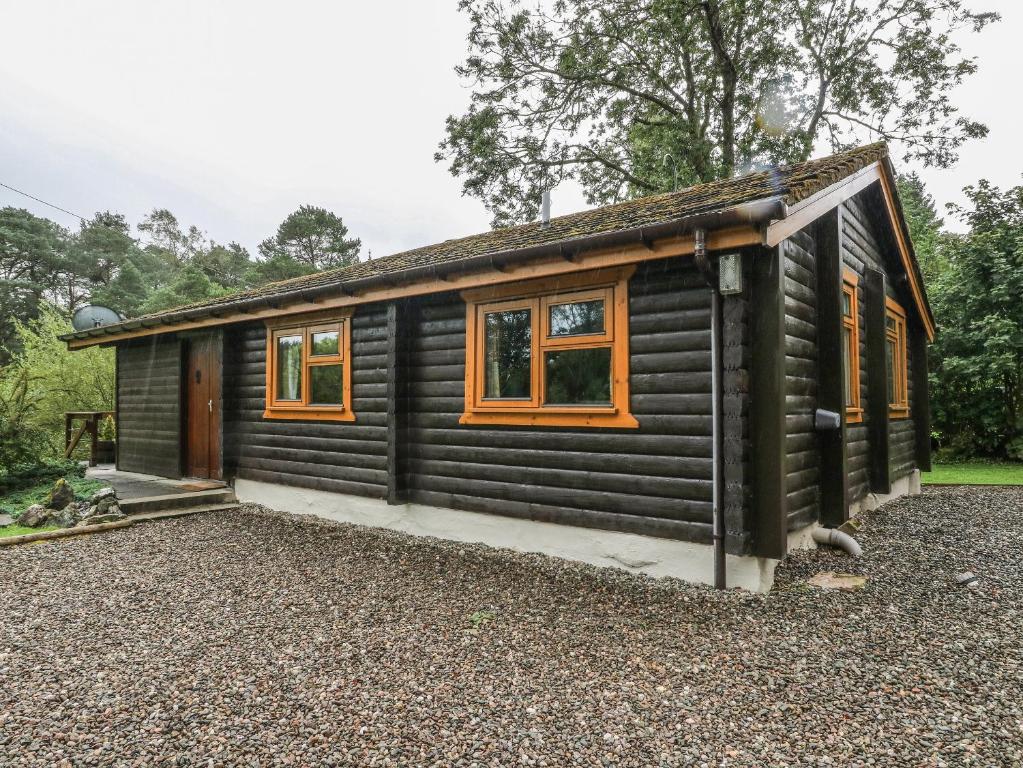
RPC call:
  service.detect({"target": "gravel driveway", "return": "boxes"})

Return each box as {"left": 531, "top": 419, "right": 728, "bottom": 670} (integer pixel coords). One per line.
{"left": 1, "top": 487, "right": 1020, "bottom": 767}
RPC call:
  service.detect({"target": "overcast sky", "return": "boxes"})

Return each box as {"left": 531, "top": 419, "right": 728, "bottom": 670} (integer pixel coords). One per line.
{"left": 0, "top": 0, "right": 1017, "bottom": 259}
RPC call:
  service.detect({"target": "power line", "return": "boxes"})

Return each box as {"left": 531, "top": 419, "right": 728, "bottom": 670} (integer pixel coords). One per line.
{"left": 0, "top": 180, "right": 87, "bottom": 222}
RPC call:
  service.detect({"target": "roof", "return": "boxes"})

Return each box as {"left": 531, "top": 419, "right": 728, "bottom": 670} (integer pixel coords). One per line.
{"left": 65, "top": 142, "right": 923, "bottom": 343}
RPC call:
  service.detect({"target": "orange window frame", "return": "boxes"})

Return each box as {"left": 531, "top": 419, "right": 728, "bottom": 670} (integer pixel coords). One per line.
{"left": 461, "top": 266, "right": 638, "bottom": 428}
{"left": 886, "top": 297, "right": 910, "bottom": 419}
{"left": 842, "top": 269, "right": 862, "bottom": 423}
{"left": 263, "top": 309, "right": 354, "bottom": 422}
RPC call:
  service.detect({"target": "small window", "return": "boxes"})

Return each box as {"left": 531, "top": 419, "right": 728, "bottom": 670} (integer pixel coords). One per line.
{"left": 886, "top": 297, "right": 909, "bottom": 418}
{"left": 841, "top": 270, "right": 862, "bottom": 423}
{"left": 264, "top": 310, "right": 354, "bottom": 421}
{"left": 461, "top": 267, "right": 638, "bottom": 428}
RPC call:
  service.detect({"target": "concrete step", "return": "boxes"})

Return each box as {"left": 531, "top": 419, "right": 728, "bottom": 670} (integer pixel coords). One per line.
{"left": 119, "top": 488, "right": 237, "bottom": 516}
{"left": 132, "top": 502, "right": 241, "bottom": 523}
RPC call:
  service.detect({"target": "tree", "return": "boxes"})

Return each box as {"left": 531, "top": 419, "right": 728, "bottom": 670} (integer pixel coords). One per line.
{"left": 4, "top": 306, "right": 114, "bottom": 461}
{"left": 137, "top": 208, "right": 207, "bottom": 263}
{"left": 247, "top": 251, "right": 317, "bottom": 285}
{"left": 192, "top": 242, "right": 254, "bottom": 290}
{"left": 258, "top": 205, "right": 361, "bottom": 270}
{"left": 88, "top": 261, "right": 149, "bottom": 318}
{"left": 0, "top": 208, "right": 69, "bottom": 362}
{"left": 897, "top": 173, "right": 946, "bottom": 287}
{"left": 929, "top": 180, "right": 1023, "bottom": 460}
{"left": 138, "top": 265, "right": 230, "bottom": 315}
{"left": 439, "top": 0, "right": 998, "bottom": 225}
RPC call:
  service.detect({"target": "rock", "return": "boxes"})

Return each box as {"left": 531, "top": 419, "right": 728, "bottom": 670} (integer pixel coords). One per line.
{"left": 92, "top": 496, "right": 117, "bottom": 516}
{"left": 0, "top": 513, "right": 13, "bottom": 527}
{"left": 19, "top": 504, "right": 49, "bottom": 528}
{"left": 89, "top": 486, "right": 117, "bottom": 505}
{"left": 76, "top": 512, "right": 126, "bottom": 527}
{"left": 44, "top": 478, "right": 75, "bottom": 510}
{"left": 806, "top": 571, "right": 868, "bottom": 591}
{"left": 54, "top": 503, "right": 85, "bottom": 528}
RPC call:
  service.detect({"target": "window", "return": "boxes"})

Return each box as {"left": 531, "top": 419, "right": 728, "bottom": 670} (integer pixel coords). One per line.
{"left": 264, "top": 310, "right": 354, "bottom": 421}
{"left": 841, "top": 269, "right": 862, "bottom": 423}
{"left": 461, "top": 266, "right": 638, "bottom": 428}
{"left": 885, "top": 297, "right": 909, "bottom": 418}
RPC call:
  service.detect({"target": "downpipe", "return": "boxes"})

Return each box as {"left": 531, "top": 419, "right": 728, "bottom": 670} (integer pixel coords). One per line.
{"left": 693, "top": 228, "right": 726, "bottom": 590}
{"left": 811, "top": 527, "right": 863, "bottom": 558}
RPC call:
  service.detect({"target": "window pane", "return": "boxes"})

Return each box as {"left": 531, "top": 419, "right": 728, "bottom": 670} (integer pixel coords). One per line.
{"left": 484, "top": 308, "right": 532, "bottom": 399}
{"left": 886, "top": 315, "right": 897, "bottom": 332}
{"left": 311, "top": 330, "right": 339, "bottom": 356}
{"left": 842, "top": 290, "right": 852, "bottom": 318}
{"left": 309, "top": 364, "right": 343, "bottom": 405}
{"left": 842, "top": 327, "right": 853, "bottom": 407}
{"left": 544, "top": 347, "right": 612, "bottom": 405}
{"left": 549, "top": 298, "right": 605, "bottom": 337}
{"left": 276, "top": 335, "right": 302, "bottom": 401}
{"left": 886, "top": 338, "right": 896, "bottom": 404}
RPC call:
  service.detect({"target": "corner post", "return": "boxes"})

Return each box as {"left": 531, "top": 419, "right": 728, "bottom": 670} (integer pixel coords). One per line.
{"left": 385, "top": 302, "right": 401, "bottom": 504}
{"left": 750, "top": 244, "right": 788, "bottom": 559}
{"left": 813, "top": 209, "right": 849, "bottom": 527}
{"left": 910, "top": 326, "right": 932, "bottom": 472}
{"left": 864, "top": 268, "right": 891, "bottom": 493}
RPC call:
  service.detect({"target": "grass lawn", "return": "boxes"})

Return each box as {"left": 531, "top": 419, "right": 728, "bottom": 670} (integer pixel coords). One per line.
{"left": 0, "top": 475, "right": 105, "bottom": 517}
{"left": 922, "top": 462, "right": 1023, "bottom": 485}
{"left": 0, "top": 524, "right": 60, "bottom": 539}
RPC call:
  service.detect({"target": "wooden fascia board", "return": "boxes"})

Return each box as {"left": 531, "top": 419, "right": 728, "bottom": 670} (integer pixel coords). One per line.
{"left": 764, "top": 160, "right": 936, "bottom": 342}
{"left": 67, "top": 224, "right": 763, "bottom": 349}
{"left": 764, "top": 163, "right": 882, "bottom": 247}
{"left": 875, "top": 168, "right": 936, "bottom": 341}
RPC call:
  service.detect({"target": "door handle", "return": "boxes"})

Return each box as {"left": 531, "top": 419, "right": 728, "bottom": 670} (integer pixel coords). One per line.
{"left": 208, "top": 399, "right": 213, "bottom": 413}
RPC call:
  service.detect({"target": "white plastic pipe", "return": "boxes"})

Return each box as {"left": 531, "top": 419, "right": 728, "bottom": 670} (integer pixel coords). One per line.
{"left": 812, "top": 527, "right": 863, "bottom": 558}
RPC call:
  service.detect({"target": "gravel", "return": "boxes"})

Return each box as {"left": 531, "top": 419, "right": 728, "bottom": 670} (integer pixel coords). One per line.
{"left": 1, "top": 486, "right": 1021, "bottom": 766}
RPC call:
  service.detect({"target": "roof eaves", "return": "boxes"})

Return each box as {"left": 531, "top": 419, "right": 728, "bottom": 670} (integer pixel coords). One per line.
{"left": 60, "top": 196, "right": 784, "bottom": 344}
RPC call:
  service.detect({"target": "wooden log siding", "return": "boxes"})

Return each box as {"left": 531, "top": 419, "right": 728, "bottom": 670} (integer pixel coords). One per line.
{"left": 401, "top": 258, "right": 727, "bottom": 544}
{"left": 116, "top": 335, "right": 183, "bottom": 477}
{"left": 841, "top": 192, "right": 919, "bottom": 500}
{"left": 783, "top": 231, "right": 821, "bottom": 530}
{"left": 222, "top": 306, "right": 391, "bottom": 498}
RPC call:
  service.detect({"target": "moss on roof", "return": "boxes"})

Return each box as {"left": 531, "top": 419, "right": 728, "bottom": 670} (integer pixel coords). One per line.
{"left": 71, "top": 142, "right": 889, "bottom": 336}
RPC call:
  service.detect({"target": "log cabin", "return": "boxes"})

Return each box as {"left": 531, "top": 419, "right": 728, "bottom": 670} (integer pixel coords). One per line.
{"left": 63, "top": 143, "right": 933, "bottom": 590}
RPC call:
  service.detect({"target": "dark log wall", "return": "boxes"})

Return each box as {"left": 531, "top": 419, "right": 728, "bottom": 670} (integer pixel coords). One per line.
{"left": 841, "top": 193, "right": 919, "bottom": 500}
{"left": 401, "top": 258, "right": 742, "bottom": 547}
{"left": 782, "top": 232, "right": 821, "bottom": 530}
{"left": 116, "top": 336, "right": 182, "bottom": 477}
{"left": 221, "top": 306, "right": 391, "bottom": 498}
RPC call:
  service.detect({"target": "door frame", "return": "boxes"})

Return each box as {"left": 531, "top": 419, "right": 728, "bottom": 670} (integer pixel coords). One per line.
{"left": 182, "top": 330, "right": 223, "bottom": 480}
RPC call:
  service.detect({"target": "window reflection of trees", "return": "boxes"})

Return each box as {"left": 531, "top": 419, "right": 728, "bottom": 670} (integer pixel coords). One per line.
{"left": 484, "top": 309, "right": 532, "bottom": 398}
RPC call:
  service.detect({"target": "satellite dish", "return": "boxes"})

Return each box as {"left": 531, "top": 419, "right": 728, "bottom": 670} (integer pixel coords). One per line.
{"left": 72, "top": 305, "right": 124, "bottom": 331}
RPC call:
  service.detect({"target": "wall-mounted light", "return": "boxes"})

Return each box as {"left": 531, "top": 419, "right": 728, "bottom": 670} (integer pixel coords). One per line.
{"left": 718, "top": 253, "right": 743, "bottom": 295}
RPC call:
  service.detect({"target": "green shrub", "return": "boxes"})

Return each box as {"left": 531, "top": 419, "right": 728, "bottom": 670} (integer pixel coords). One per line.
{"left": 0, "top": 368, "right": 51, "bottom": 478}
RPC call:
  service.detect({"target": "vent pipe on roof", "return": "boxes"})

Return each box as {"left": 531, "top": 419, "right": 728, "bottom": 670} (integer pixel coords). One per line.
{"left": 541, "top": 190, "right": 551, "bottom": 228}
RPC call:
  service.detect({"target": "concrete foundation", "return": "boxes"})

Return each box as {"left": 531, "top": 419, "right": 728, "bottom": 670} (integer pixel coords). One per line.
{"left": 233, "top": 479, "right": 780, "bottom": 592}
{"left": 849, "top": 468, "right": 922, "bottom": 517}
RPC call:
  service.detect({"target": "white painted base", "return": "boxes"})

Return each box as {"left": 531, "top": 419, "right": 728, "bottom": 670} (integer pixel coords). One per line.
{"left": 849, "top": 468, "right": 922, "bottom": 517}
{"left": 233, "top": 479, "right": 780, "bottom": 592}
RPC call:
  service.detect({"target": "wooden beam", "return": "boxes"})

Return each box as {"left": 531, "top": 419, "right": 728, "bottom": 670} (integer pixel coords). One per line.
{"left": 813, "top": 209, "right": 849, "bottom": 527}
{"left": 750, "top": 244, "right": 788, "bottom": 559}
{"left": 876, "top": 171, "right": 936, "bottom": 340}
{"left": 766, "top": 163, "right": 882, "bottom": 247}
{"left": 864, "top": 268, "right": 891, "bottom": 494}
{"left": 68, "top": 225, "right": 763, "bottom": 349}
{"left": 910, "top": 322, "right": 932, "bottom": 472}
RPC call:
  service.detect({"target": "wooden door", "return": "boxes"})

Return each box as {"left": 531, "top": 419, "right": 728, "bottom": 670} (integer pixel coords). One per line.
{"left": 185, "top": 335, "right": 222, "bottom": 479}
